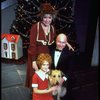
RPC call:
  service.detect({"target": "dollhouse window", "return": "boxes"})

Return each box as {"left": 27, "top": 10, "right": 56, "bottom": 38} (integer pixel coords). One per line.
{"left": 3, "top": 43, "right": 7, "bottom": 50}
{"left": 12, "top": 52, "right": 16, "bottom": 59}
{"left": 11, "top": 44, "right": 15, "bottom": 51}
{"left": 4, "top": 51, "right": 7, "bottom": 57}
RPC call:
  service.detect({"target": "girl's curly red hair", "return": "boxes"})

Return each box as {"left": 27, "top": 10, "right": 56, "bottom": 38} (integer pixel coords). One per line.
{"left": 36, "top": 53, "right": 52, "bottom": 68}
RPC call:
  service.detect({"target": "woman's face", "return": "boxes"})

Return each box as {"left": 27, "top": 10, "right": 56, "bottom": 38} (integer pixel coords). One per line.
{"left": 41, "top": 60, "right": 50, "bottom": 72}
{"left": 42, "top": 14, "right": 53, "bottom": 26}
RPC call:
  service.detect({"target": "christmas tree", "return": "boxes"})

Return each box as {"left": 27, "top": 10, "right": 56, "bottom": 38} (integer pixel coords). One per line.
{"left": 10, "top": 0, "right": 79, "bottom": 57}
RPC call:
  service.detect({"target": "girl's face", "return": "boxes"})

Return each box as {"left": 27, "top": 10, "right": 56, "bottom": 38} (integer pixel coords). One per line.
{"left": 41, "top": 60, "right": 50, "bottom": 72}
{"left": 42, "top": 14, "right": 53, "bottom": 26}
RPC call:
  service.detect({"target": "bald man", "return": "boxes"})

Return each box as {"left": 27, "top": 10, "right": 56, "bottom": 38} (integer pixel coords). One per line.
{"left": 49, "top": 33, "right": 75, "bottom": 100}
{"left": 49, "top": 33, "right": 75, "bottom": 73}
{"left": 56, "top": 33, "right": 74, "bottom": 51}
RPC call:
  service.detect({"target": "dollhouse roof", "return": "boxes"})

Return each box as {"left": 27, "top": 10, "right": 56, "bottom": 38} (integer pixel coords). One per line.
{"left": 1, "top": 34, "right": 21, "bottom": 43}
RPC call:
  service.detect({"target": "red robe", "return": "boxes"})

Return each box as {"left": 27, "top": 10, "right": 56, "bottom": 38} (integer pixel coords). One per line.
{"left": 25, "top": 22, "right": 56, "bottom": 88}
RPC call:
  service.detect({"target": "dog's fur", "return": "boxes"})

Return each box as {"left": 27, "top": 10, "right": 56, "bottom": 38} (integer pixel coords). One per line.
{"left": 48, "top": 69, "right": 67, "bottom": 100}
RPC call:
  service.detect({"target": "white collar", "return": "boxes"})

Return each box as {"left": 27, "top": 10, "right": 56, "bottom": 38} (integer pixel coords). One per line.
{"left": 55, "top": 51, "right": 62, "bottom": 54}
{"left": 36, "top": 70, "right": 48, "bottom": 81}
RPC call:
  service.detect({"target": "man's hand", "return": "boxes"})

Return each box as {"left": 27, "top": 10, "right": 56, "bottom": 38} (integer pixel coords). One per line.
{"left": 59, "top": 78, "right": 65, "bottom": 86}
{"left": 66, "top": 42, "right": 74, "bottom": 51}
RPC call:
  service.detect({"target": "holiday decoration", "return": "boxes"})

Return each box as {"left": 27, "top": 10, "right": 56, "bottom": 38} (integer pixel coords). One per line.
{"left": 10, "top": 0, "right": 79, "bottom": 57}
{"left": 1, "top": 34, "right": 23, "bottom": 60}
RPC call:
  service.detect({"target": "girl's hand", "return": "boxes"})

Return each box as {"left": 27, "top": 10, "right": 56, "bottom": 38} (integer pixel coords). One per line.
{"left": 50, "top": 85, "right": 58, "bottom": 92}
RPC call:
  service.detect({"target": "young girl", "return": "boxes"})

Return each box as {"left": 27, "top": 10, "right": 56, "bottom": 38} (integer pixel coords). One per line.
{"left": 32, "top": 53, "right": 58, "bottom": 100}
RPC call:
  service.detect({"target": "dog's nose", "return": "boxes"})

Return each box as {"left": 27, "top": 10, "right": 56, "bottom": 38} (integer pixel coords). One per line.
{"left": 56, "top": 81, "right": 59, "bottom": 85}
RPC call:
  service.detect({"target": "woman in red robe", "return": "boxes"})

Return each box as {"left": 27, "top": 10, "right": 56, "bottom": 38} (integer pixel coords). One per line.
{"left": 25, "top": 3, "right": 56, "bottom": 89}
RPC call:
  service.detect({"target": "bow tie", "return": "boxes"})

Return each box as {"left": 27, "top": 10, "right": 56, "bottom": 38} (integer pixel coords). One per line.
{"left": 55, "top": 48, "right": 62, "bottom": 52}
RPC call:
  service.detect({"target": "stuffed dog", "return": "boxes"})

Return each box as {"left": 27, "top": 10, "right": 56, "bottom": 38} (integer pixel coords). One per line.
{"left": 48, "top": 69, "right": 67, "bottom": 100}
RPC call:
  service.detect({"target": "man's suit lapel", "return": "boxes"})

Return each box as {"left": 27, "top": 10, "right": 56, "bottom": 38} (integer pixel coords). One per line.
{"left": 56, "top": 48, "right": 69, "bottom": 67}
{"left": 56, "top": 50, "right": 64, "bottom": 67}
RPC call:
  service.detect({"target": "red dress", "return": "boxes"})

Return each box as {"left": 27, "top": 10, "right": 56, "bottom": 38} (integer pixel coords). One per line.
{"left": 32, "top": 70, "right": 54, "bottom": 100}
{"left": 25, "top": 22, "right": 56, "bottom": 88}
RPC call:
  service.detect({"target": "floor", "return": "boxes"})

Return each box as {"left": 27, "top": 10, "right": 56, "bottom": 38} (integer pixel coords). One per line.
{"left": 1, "top": 62, "right": 31, "bottom": 100}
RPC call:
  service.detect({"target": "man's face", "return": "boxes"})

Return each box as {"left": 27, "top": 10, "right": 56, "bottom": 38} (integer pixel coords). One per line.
{"left": 56, "top": 36, "right": 67, "bottom": 50}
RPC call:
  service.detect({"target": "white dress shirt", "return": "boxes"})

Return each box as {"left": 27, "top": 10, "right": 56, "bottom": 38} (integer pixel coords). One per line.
{"left": 54, "top": 51, "right": 62, "bottom": 67}
{"left": 54, "top": 50, "right": 67, "bottom": 81}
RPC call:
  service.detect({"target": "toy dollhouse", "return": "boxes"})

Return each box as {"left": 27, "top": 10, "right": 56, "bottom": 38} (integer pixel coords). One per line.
{"left": 1, "top": 34, "right": 23, "bottom": 60}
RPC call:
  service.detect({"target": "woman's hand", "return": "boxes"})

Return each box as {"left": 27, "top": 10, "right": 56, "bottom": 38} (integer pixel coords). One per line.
{"left": 32, "top": 61, "right": 38, "bottom": 71}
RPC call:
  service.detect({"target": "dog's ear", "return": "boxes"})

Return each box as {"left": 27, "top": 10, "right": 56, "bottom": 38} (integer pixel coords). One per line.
{"left": 48, "top": 70, "right": 52, "bottom": 75}
{"left": 61, "top": 71, "right": 66, "bottom": 77}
